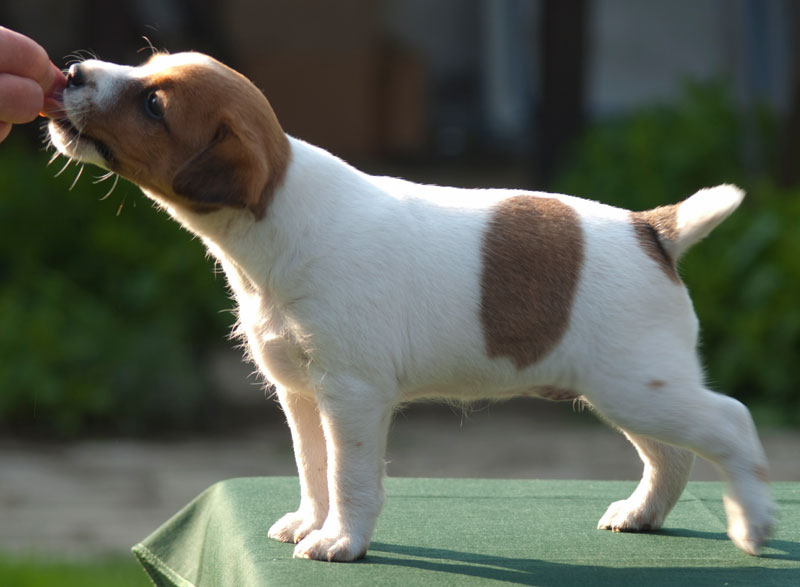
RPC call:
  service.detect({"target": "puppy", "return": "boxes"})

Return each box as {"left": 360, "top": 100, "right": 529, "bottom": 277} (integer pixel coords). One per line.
{"left": 48, "top": 52, "right": 773, "bottom": 561}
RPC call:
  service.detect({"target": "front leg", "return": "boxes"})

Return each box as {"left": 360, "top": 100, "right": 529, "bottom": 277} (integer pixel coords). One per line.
{"left": 268, "top": 389, "right": 329, "bottom": 543}
{"left": 293, "top": 382, "right": 393, "bottom": 562}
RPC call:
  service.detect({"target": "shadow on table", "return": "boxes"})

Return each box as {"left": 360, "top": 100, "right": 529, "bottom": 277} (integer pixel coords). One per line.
{"left": 367, "top": 533, "right": 800, "bottom": 586}
{"left": 657, "top": 528, "right": 799, "bottom": 562}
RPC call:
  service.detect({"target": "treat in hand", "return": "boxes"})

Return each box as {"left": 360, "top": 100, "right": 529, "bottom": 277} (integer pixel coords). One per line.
{"left": 0, "top": 26, "right": 68, "bottom": 141}
{"left": 40, "top": 62, "right": 68, "bottom": 119}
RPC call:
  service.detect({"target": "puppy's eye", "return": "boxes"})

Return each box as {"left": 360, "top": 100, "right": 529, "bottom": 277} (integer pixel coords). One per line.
{"left": 145, "top": 90, "right": 165, "bottom": 119}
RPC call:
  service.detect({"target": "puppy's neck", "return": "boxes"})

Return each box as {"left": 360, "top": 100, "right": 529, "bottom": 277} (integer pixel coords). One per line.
{"left": 150, "top": 136, "right": 366, "bottom": 294}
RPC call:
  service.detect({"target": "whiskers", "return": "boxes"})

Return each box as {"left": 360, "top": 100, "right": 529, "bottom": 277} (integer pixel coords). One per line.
{"left": 46, "top": 148, "right": 126, "bottom": 213}
{"left": 94, "top": 170, "right": 116, "bottom": 187}
{"left": 94, "top": 171, "right": 121, "bottom": 203}
{"left": 46, "top": 127, "right": 85, "bottom": 184}
{"left": 42, "top": 102, "right": 71, "bottom": 121}
{"left": 69, "top": 163, "right": 86, "bottom": 190}
{"left": 138, "top": 36, "right": 163, "bottom": 56}
{"left": 52, "top": 156, "right": 74, "bottom": 178}
{"left": 64, "top": 49, "right": 98, "bottom": 66}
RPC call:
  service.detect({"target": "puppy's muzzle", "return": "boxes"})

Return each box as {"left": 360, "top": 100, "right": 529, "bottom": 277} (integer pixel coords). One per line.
{"left": 66, "top": 63, "right": 88, "bottom": 88}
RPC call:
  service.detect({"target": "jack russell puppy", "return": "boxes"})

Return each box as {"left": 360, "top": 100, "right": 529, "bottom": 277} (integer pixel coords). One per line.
{"left": 47, "top": 52, "right": 773, "bottom": 561}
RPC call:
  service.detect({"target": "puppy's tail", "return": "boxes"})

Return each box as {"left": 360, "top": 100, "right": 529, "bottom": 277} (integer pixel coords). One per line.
{"left": 634, "top": 184, "right": 744, "bottom": 263}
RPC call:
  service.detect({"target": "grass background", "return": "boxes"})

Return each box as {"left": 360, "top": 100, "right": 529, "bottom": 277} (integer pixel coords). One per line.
{"left": 0, "top": 556, "right": 150, "bottom": 587}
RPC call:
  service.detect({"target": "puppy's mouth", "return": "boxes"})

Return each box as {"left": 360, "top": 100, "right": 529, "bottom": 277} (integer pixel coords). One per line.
{"left": 49, "top": 112, "right": 116, "bottom": 168}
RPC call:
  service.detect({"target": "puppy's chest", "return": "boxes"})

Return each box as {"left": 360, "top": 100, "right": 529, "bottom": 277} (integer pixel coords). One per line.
{"left": 234, "top": 286, "right": 313, "bottom": 391}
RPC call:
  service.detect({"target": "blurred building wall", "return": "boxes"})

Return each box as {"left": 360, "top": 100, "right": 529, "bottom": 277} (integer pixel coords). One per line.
{"left": 1, "top": 0, "right": 795, "bottom": 161}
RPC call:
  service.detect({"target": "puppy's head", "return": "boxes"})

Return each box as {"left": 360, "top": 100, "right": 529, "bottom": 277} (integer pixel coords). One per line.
{"left": 48, "top": 52, "right": 290, "bottom": 218}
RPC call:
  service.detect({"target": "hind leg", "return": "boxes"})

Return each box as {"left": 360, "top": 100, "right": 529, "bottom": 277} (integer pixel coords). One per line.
{"left": 588, "top": 379, "right": 774, "bottom": 555}
{"left": 598, "top": 433, "right": 694, "bottom": 532}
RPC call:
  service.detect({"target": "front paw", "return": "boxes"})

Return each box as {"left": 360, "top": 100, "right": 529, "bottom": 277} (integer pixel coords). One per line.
{"left": 293, "top": 528, "right": 368, "bottom": 562}
{"left": 597, "top": 498, "right": 663, "bottom": 532}
{"left": 268, "top": 511, "right": 324, "bottom": 544}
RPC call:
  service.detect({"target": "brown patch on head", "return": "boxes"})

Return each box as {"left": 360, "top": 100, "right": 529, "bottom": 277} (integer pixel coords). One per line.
{"left": 648, "top": 379, "right": 666, "bottom": 390}
{"left": 67, "top": 53, "right": 290, "bottom": 219}
{"left": 480, "top": 196, "right": 584, "bottom": 369}
{"left": 170, "top": 118, "right": 289, "bottom": 218}
{"left": 630, "top": 206, "right": 681, "bottom": 283}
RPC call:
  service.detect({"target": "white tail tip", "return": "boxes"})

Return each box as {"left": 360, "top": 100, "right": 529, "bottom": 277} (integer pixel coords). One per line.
{"left": 671, "top": 184, "right": 744, "bottom": 258}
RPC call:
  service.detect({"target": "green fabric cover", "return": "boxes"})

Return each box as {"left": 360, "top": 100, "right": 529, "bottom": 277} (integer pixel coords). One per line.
{"left": 133, "top": 477, "right": 800, "bottom": 586}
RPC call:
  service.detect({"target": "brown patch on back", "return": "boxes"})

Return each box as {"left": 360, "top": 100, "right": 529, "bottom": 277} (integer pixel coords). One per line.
{"left": 630, "top": 205, "right": 681, "bottom": 283}
{"left": 754, "top": 465, "right": 769, "bottom": 483}
{"left": 648, "top": 379, "right": 666, "bottom": 390}
{"left": 480, "top": 196, "right": 584, "bottom": 369}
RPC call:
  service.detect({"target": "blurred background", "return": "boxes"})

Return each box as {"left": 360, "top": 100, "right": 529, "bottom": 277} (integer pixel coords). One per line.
{"left": 1, "top": 0, "right": 799, "bottom": 582}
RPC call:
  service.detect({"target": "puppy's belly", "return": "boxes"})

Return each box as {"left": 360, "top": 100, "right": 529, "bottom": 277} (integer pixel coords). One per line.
{"left": 400, "top": 378, "right": 581, "bottom": 403}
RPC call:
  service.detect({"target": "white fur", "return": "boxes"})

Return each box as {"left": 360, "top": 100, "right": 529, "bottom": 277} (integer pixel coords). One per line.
{"left": 48, "top": 55, "right": 773, "bottom": 562}
{"left": 155, "top": 147, "right": 775, "bottom": 561}
{"left": 672, "top": 184, "right": 745, "bottom": 258}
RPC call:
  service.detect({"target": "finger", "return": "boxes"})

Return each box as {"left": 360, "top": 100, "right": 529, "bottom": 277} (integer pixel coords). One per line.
{"left": 0, "top": 73, "right": 44, "bottom": 123}
{"left": 0, "top": 121, "right": 11, "bottom": 143}
{"left": 43, "top": 62, "right": 68, "bottom": 97}
{"left": 0, "top": 27, "right": 54, "bottom": 91}
{"left": 41, "top": 63, "right": 68, "bottom": 118}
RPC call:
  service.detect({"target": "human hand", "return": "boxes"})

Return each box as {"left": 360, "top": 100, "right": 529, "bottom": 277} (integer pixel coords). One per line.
{"left": 0, "top": 26, "right": 67, "bottom": 142}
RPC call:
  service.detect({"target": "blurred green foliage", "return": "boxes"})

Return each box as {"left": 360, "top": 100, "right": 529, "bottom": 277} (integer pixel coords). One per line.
{"left": 554, "top": 82, "right": 799, "bottom": 426}
{"left": 0, "top": 138, "right": 231, "bottom": 436}
{"left": 0, "top": 555, "right": 149, "bottom": 587}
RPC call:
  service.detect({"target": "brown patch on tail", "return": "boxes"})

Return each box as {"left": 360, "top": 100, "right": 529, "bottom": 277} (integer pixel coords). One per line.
{"left": 630, "top": 205, "right": 681, "bottom": 283}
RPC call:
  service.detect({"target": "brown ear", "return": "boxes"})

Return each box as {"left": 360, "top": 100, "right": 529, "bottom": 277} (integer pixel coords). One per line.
{"left": 172, "top": 123, "right": 254, "bottom": 210}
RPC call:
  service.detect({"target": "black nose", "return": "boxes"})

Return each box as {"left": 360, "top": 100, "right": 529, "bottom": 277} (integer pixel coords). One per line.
{"left": 67, "top": 64, "right": 86, "bottom": 88}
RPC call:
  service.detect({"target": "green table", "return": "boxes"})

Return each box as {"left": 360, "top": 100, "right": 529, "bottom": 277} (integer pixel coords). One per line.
{"left": 133, "top": 477, "right": 800, "bottom": 586}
